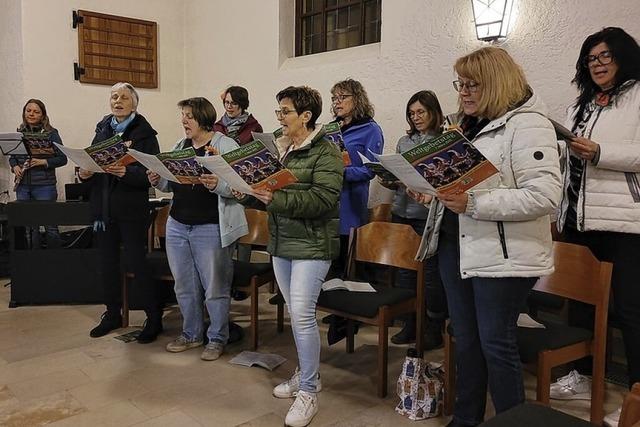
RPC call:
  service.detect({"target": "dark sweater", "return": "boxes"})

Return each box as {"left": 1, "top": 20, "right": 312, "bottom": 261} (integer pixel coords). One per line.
{"left": 169, "top": 141, "right": 219, "bottom": 225}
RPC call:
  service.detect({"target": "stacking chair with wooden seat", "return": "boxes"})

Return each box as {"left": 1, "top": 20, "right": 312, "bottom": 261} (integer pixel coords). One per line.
{"left": 315, "top": 221, "right": 425, "bottom": 397}
{"left": 231, "top": 208, "right": 277, "bottom": 350}
{"left": 443, "top": 242, "right": 613, "bottom": 424}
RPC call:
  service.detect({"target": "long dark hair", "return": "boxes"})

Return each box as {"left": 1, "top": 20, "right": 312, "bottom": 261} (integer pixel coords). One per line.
{"left": 19, "top": 98, "right": 54, "bottom": 131}
{"left": 405, "top": 90, "right": 444, "bottom": 135}
{"left": 571, "top": 27, "right": 640, "bottom": 130}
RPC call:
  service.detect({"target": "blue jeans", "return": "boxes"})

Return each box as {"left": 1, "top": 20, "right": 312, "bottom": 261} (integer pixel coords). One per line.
{"left": 272, "top": 257, "right": 331, "bottom": 393}
{"left": 16, "top": 184, "right": 59, "bottom": 248}
{"left": 439, "top": 230, "right": 535, "bottom": 425}
{"left": 166, "top": 216, "right": 234, "bottom": 344}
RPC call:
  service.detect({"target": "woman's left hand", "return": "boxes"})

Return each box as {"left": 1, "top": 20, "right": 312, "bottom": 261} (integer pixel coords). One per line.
{"left": 252, "top": 188, "right": 273, "bottom": 205}
{"left": 200, "top": 173, "right": 218, "bottom": 190}
{"left": 437, "top": 191, "right": 469, "bottom": 214}
{"left": 25, "top": 158, "right": 48, "bottom": 168}
{"left": 569, "top": 136, "right": 599, "bottom": 161}
{"left": 105, "top": 164, "right": 126, "bottom": 177}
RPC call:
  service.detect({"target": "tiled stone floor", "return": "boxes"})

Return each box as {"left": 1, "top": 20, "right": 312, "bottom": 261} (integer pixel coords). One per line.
{"left": 0, "top": 279, "right": 625, "bottom": 426}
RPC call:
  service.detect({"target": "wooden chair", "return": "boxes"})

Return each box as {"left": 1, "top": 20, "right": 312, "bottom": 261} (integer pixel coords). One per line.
{"left": 122, "top": 205, "right": 173, "bottom": 327}
{"left": 231, "top": 208, "right": 278, "bottom": 350}
{"left": 444, "top": 242, "right": 613, "bottom": 425}
{"left": 620, "top": 383, "right": 640, "bottom": 427}
{"left": 479, "top": 382, "right": 640, "bottom": 427}
{"left": 369, "top": 203, "right": 392, "bottom": 222}
{"left": 315, "top": 221, "right": 425, "bottom": 397}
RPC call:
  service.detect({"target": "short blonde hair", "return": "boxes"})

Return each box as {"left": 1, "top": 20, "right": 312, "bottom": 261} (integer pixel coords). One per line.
{"left": 454, "top": 47, "right": 529, "bottom": 119}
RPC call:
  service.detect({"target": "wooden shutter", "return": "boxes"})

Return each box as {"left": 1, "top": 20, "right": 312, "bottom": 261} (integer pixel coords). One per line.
{"left": 76, "top": 10, "right": 158, "bottom": 88}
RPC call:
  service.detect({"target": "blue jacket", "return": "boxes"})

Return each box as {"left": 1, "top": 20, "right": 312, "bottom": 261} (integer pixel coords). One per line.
{"left": 339, "top": 117, "right": 384, "bottom": 235}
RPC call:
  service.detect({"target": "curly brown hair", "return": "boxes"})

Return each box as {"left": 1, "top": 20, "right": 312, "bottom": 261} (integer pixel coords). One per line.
{"left": 331, "top": 78, "right": 375, "bottom": 121}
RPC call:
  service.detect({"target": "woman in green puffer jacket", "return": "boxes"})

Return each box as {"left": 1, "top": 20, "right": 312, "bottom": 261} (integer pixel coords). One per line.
{"left": 250, "top": 86, "right": 343, "bottom": 427}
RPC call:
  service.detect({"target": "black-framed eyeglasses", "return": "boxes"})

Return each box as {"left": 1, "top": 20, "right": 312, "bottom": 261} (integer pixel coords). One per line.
{"left": 223, "top": 100, "right": 239, "bottom": 107}
{"left": 274, "top": 108, "right": 297, "bottom": 118}
{"left": 330, "top": 94, "right": 353, "bottom": 104}
{"left": 583, "top": 50, "right": 613, "bottom": 67}
{"left": 453, "top": 80, "right": 480, "bottom": 93}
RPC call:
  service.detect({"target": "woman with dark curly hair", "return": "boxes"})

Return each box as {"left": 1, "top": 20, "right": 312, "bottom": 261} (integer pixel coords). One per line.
{"left": 551, "top": 27, "right": 640, "bottom": 427}
{"left": 330, "top": 78, "right": 384, "bottom": 273}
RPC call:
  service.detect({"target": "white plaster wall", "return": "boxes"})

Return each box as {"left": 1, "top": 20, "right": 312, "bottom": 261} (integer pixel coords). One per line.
{"left": 0, "top": 0, "right": 25, "bottom": 196}
{"left": 14, "top": 0, "right": 186, "bottom": 193}
{"left": 183, "top": 0, "right": 639, "bottom": 204}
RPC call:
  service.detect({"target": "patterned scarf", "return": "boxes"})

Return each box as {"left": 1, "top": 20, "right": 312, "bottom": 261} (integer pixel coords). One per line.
{"left": 110, "top": 112, "right": 136, "bottom": 134}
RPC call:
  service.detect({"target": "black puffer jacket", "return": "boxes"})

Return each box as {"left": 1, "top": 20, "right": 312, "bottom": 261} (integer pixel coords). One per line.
{"left": 85, "top": 114, "right": 159, "bottom": 222}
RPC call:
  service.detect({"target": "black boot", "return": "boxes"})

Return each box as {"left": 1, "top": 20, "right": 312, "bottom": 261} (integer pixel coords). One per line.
{"left": 137, "top": 310, "right": 163, "bottom": 344}
{"left": 391, "top": 315, "right": 416, "bottom": 345}
{"left": 424, "top": 318, "right": 444, "bottom": 350}
{"left": 90, "top": 310, "right": 122, "bottom": 338}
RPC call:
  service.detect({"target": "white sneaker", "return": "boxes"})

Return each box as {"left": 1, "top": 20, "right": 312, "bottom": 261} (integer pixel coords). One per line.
{"left": 285, "top": 390, "right": 318, "bottom": 427}
{"left": 603, "top": 406, "right": 622, "bottom": 427}
{"left": 549, "top": 370, "right": 592, "bottom": 400}
{"left": 273, "top": 368, "right": 322, "bottom": 398}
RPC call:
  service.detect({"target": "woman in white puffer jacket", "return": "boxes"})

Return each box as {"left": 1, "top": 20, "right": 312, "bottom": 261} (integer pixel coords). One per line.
{"left": 413, "top": 47, "right": 561, "bottom": 427}
{"left": 550, "top": 27, "right": 640, "bottom": 427}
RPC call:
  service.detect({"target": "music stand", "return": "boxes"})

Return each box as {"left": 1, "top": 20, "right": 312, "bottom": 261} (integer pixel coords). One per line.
{"left": 0, "top": 133, "right": 28, "bottom": 156}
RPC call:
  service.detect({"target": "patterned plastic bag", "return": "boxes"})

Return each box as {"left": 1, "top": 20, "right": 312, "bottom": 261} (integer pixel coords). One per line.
{"left": 395, "top": 350, "right": 444, "bottom": 420}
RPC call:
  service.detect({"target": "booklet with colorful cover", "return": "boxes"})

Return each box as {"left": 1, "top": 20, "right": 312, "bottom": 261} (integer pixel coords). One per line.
{"left": 323, "top": 122, "right": 351, "bottom": 166}
{"left": 357, "top": 152, "right": 399, "bottom": 182}
{"left": 55, "top": 135, "right": 135, "bottom": 173}
{"left": 22, "top": 132, "right": 55, "bottom": 158}
{"left": 548, "top": 118, "right": 576, "bottom": 141}
{"left": 197, "top": 139, "right": 297, "bottom": 193}
{"left": 375, "top": 130, "right": 498, "bottom": 195}
{"left": 127, "top": 147, "right": 206, "bottom": 185}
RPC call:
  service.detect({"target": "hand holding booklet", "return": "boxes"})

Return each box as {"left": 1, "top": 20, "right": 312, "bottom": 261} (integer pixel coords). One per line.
{"left": 196, "top": 139, "right": 297, "bottom": 193}
{"left": 321, "top": 278, "right": 376, "bottom": 293}
{"left": 373, "top": 130, "right": 498, "bottom": 196}
{"left": 55, "top": 135, "right": 135, "bottom": 173}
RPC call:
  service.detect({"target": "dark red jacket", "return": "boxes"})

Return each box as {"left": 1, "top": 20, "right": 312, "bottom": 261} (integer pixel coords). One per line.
{"left": 213, "top": 113, "right": 263, "bottom": 146}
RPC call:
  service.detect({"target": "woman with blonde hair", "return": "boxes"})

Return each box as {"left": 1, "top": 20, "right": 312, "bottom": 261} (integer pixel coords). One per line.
{"left": 412, "top": 47, "right": 562, "bottom": 426}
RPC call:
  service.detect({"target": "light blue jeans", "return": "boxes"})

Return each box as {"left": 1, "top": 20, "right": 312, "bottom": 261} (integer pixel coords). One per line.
{"left": 166, "top": 216, "right": 234, "bottom": 344}
{"left": 272, "top": 256, "right": 331, "bottom": 393}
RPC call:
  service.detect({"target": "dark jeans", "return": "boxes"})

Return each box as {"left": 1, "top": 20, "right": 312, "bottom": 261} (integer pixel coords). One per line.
{"left": 98, "top": 219, "right": 158, "bottom": 314}
{"left": 392, "top": 214, "right": 446, "bottom": 320}
{"left": 439, "top": 230, "right": 536, "bottom": 425}
{"left": 562, "top": 226, "right": 640, "bottom": 389}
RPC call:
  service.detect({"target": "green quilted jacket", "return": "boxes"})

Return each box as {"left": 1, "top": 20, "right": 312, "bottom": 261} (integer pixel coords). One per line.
{"left": 267, "top": 126, "right": 344, "bottom": 260}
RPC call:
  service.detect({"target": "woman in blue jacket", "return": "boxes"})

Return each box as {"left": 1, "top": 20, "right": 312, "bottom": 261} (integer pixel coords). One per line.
{"left": 330, "top": 79, "right": 384, "bottom": 272}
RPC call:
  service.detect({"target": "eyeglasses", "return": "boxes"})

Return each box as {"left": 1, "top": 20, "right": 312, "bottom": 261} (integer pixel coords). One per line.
{"left": 583, "top": 50, "right": 613, "bottom": 67}
{"left": 223, "top": 101, "right": 239, "bottom": 107}
{"left": 330, "top": 94, "right": 353, "bottom": 104}
{"left": 274, "top": 108, "right": 297, "bottom": 118}
{"left": 409, "top": 110, "right": 428, "bottom": 119}
{"left": 453, "top": 80, "right": 480, "bottom": 93}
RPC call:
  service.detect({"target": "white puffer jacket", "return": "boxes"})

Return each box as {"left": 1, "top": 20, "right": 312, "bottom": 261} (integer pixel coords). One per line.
{"left": 557, "top": 80, "right": 640, "bottom": 234}
{"left": 417, "top": 91, "right": 562, "bottom": 278}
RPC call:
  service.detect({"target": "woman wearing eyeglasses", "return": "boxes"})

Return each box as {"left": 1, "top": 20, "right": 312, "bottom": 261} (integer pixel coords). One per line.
{"left": 383, "top": 90, "right": 447, "bottom": 349}
{"left": 412, "top": 47, "right": 561, "bottom": 426}
{"left": 330, "top": 78, "right": 384, "bottom": 275}
{"left": 213, "top": 86, "right": 263, "bottom": 146}
{"left": 247, "top": 86, "right": 342, "bottom": 427}
{"left": 549, "top": 27, "right": 640, "bottom": 427}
